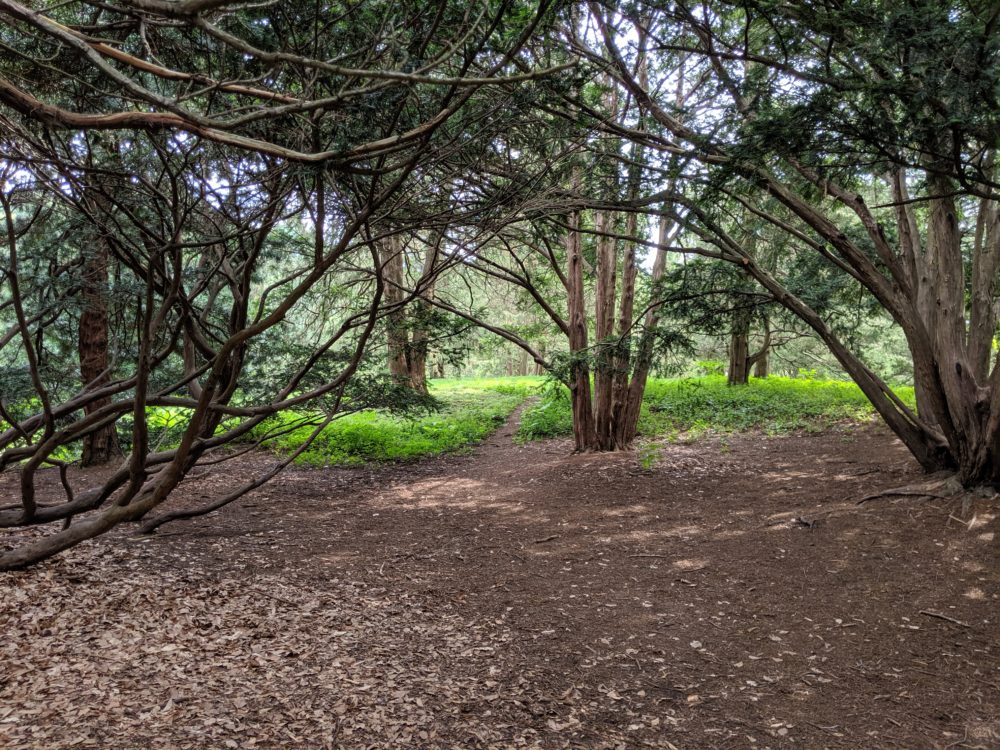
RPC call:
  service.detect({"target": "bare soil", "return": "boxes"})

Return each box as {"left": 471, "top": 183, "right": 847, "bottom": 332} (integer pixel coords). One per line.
{"left": 2, "top": 411, "right": 999, "bottom": 749}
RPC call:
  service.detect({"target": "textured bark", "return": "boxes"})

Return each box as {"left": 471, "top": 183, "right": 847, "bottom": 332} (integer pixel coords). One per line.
{"left": 380, "top": 234, "right": 410, "bottom": 385}
{"left": 407, "top": 238, "right": 438, "bottom": 395}
{"left": 753, "top": 349, "right": 769, "bottom": 378}
{"left": 566, "top": 197, "right": 598, "bottom": 452}
{"left": 729, "top": 315, "right": 770, "bottom": 385}
{"left": 408, "top": 345, "right": 428, "bottom": 393}
{"left": 78, "top": 234, "right": 121, "bottom": 466}
{"left": 616, "top": 212, "right": 673, "bottom": 447}
{"left": 968, "top": 198, "right": 1000, "bottom": 382}
{"left": 609, "top": 210, "right": 639, "bottom": 448}
{"left": 609, "top": 42, "right": 664, "bottom": 450}
{"left": 727, "top": 329, "right": 750, "bottom": 386}
{"left": 592, "top": 209, "right": 617, "bottom": 450}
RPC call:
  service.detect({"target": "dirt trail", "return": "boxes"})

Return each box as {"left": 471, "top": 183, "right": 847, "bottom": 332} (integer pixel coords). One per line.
{"left": 2, "top": 409, "right": 999, "bottom": 749}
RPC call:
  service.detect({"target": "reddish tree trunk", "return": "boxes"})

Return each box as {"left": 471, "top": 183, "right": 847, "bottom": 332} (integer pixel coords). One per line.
{"left": 609, "top": 212, "right": 638, "bottom": 447}
{"left": 616, "top": 212, "right": 673, "bottom": 446}
{"left": 566, "top": 201, "right": 598, "bottom": 452}
{"left": 79, "top": 238, "right": 121, "bottom": 466}
{"left": 593, "top": 209, "right": 617, "bottom": 449}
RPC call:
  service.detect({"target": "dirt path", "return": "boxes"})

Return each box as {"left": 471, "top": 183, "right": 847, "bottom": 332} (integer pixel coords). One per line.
{"left": 2, "top": 410, "right": 999, "bottom": 749}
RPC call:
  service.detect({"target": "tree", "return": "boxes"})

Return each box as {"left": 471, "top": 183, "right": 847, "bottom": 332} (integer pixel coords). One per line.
{"left": 593, "top": 0, "right": 1000, "bottom": 486}
{"left": 0, "top": 0, "right": 563, "bottom": 568}
{"left": 378, "top": 231, "right": 442, "bottom": 394}
{"left": 418, "top": 13, "right": 702, "bottom": 452}
{"left": 76, "top": 172, "right": 125, "bottom": 465}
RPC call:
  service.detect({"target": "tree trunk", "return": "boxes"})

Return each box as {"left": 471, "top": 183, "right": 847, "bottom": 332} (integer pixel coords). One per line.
{"left": 592, "top": 209, "right": 617, "bottom": 449}
{"left": 518, "top": 349, "right": 529, "bottom": 376}
{"left": 609, "top": 214, "right": 638, "bottom": 448}
{"left": 79, "top": 236, "right": 121, "bottom": 466}
{"left": 380, "top": 234, "right": 410, "bottom": 385}
{"left": 749, "top": 316, "right": 772, "bottom": 378}
{"left": 967, "top": 197, "right": 1000, "bottom": 382}
{"left": 606, "top": 51, "right": 649, "bottom": 450}
{"left": 616, "top": 211, "right": 674, "bottom": 446}
{"left": 609, "top": 40, "right": 664, "bottom": 450}
{"left": 753, "top": 349, "right": 769, "bottom": 378}
{"left": 727, "top": 317, "right": 751, "bottom": 386}
{"left": 534, "top": 342, "right": 547, "bottom": 375}
{"left": 566, "top": 198, "right": 598, "bottom": 452}
{"left": 407, "top": 237, "right": 438, "bottom": 395}
{"left": 408, "top": 340, "right": 428, "bottom": 393}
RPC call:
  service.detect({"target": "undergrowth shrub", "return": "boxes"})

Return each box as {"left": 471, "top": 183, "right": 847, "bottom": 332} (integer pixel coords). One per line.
{"left": 516, "top": 375, "right": 916, "bottom": 441}
{"left": 259, "top": 377, "right": 542, "bottom": 465}
{"left": 516, "top": 379, "right": 573, "bottom": 441}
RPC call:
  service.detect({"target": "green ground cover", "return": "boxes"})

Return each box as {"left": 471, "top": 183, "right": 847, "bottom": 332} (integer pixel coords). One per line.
{"left": 89, "top": 375, "right": 915, "bottom": 466}
{"left": 261, "top": 376, "right": 543, "bottom": 465}
{"left": 516, "top": 375, "right": 915, "bottom": 442}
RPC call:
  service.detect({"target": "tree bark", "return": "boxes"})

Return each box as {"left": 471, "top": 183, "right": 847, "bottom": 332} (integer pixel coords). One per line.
{"left": 727, "top": 328, "right": 750, "bottom": 386}
{"left": 753, "top": 348, "right": 769, "bottom": 378}
{"left": 616, "top": 211, "right": 674, "bottom": 446}
{"left": 79, "top": 233, "right": 121, "bottom": 466}
{"left": 407, "top": 237, "right": 438, "bottom": 395}
{"left": 609, "top": 211, "right": 639, "bottom": 447}
{"left": 593, "top": 209, "right": 617, "bottom": 449}
{"left": 730, "top": 314, "right": 770, "bottom": 385}
{"left": 967, "top": 196, "right": 1000, "bottom": 383}
{"left": 518, "top": 349, "right": 529, "bottom": 376}
{"left": 752, "top": 315, "right": 772, "bottom": 378}
{"left": 603, "top": 47, "right": 650, "bottom": 449}
{"left": 380, "top": 234, "right": 410, "bottom": 385}
{"left": 566, "top": 196, "right": 598, "bottom": 452}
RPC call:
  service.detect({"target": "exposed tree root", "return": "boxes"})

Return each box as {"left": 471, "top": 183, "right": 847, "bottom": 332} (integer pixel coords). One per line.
{"left": 856, "top": 472, "right": 1000, "bottom": 518}
{"left": 856, "top": 471, "right": 962, "bottom": 505}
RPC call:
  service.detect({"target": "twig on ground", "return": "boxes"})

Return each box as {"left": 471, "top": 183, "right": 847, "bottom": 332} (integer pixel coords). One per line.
{"left": 918, "top": 610, "right": 970, "bottom": 628}
{"left": 806, "top": 721, "right": 841, "bottom": 735}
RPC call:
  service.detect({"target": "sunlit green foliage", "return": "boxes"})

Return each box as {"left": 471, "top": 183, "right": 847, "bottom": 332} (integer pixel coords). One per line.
{"left": 261, "top": 377, "right": 542, "bottom": 465}
{"left": 518, "top": 375, "right": 916, "bottom": 441}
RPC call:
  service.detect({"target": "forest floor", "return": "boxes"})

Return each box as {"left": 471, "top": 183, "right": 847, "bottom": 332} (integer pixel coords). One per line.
{"left": 2, "top": 409, "right": 999, "bottom": 749}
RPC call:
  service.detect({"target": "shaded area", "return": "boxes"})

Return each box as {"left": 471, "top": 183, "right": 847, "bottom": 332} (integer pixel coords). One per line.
{"left": 2, "top": 414, "right": 999, "bottom": 748}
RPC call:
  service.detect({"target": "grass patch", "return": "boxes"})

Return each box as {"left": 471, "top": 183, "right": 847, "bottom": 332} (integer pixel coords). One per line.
{"left": 516, "top": 382, "right": 574, "bottom": 441}
{"left": 263, "top": 376, "right": 543, "bottom": 465}
{"left": 517, "top": 375, "right": 915, "bottom": 441}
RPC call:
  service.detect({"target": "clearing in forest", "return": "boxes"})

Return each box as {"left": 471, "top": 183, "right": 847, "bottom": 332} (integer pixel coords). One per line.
{"left": 1, "top": 410, "right": 999, "bottom": 749}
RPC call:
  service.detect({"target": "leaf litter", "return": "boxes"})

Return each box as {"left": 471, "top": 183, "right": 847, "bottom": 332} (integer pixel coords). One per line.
{"left": 2, "top": 415, "right": 1000, "bottom": 748}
